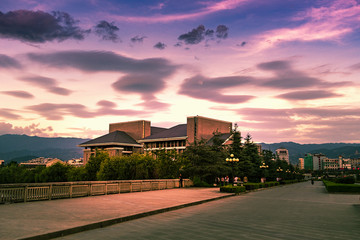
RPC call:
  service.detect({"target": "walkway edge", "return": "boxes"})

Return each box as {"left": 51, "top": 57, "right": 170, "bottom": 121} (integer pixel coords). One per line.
{"left": 19, "top": 194, "right": 235, "bottom": 240}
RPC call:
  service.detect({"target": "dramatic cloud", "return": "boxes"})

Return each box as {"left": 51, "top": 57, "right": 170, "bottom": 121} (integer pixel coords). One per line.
{"left": 19, "top": 75, "right": 72, "bottom": 96}
{"left": 26, "top": 103, "right": 145, "bottom": 120}
{"left": 178, "top": 25, "right": 206, "bottom": 45}
{"left": 96, "top": 100, "right": 117, "bottom": 108}
{"left": 276, "top": 90, "right": 343, "bottom": 100}
{"left": 257, "top": 60, "right": 352, "bottom": 90}
{"left": 1, "top": 91, "right": 34, "bottom": 99}
{"left": 0, "top": 54, "right": 22, "bottom": 69}
{"left": 0, "top": 10, "right": 88, "bottom": 43}
{"left": 28, "top": 50, "right": 178, "bottom": 102}
{"left": 234, "top": 106, "right": 360, "bottom": 143}
{"left": 110, "top": 0, "right": 250, "bottom": 23}
{"left": 94, "top": 20, "right": 120, "bottom": 42}
{"left": 0, "top": 108, "right": 21, "bottom": 120}
{"left": 178, "top": 24, "right": 229, "bottom": 45}
{"left": 178, "top": 74, "right": 255, "bottom": 103}
{"left": 0, "top": 122, "right": 54, "bottom": 137}
{"left": 254, "top": 0, "right": 360, "bottom": 51}
{"left": 216, "top": 25, "right": 229, "bottom": 39}
{"left": 130, "top": 35, "right": 146, "bottom": 43}
{"left": 153, "top": 42, "right": 166, "bottom": 50}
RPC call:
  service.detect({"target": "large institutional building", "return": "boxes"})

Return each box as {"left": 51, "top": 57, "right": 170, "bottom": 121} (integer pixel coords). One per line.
{"left": 79, "top": 116, "right": 233, "bottom": 164}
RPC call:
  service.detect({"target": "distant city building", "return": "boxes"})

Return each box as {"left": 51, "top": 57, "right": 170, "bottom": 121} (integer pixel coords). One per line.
{"left": 313, "top": 153, "right": 326, "bottom": 170}
{"left": 304, "top": 154, "right": 313, "bottom": 170}
{"left": 79, "top": 116, "right": 233, "bottom": 164}
{"left": 67, "top": 158, "right": 84, "bottom": 167}
{"left": 19, "top": 157, "right": 64, "bottom": 168}
{"left": 298, "top": 158, "right": 304, "bottom": 169}
{"left": 276, "top": 148, "right": 289, "bottom": 163}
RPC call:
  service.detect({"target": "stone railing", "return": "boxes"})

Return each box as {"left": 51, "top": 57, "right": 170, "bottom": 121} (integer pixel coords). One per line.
{"left": 0, "top": 179, "right": 192, "bottom": 204}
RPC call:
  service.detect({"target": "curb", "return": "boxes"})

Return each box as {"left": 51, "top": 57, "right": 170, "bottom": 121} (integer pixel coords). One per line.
{"left": 19, "top": 194, "right": 235, "bottom": 240}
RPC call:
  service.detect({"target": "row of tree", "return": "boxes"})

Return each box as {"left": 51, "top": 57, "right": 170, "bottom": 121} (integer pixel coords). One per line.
{"left": 0, "top": 129, "right": 302, "bottom": 184}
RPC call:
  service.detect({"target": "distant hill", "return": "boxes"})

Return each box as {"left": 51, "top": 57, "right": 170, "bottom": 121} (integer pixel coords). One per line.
{"left": 0, "top": 134, "right": 90, "bottom": 163}
{"left": 260, "top": 142, "right": 360, "bottom": 165}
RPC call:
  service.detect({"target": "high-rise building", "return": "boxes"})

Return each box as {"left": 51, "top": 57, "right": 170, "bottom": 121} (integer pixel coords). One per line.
{"left": 276, "top": 148, "right": 289, "bottom": 163}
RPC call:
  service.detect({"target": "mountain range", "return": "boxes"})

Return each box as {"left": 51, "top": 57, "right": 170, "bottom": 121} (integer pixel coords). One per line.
{"left": 1, "top": 134, "right": 360, "bottom": 164}
{"left": 0, "top": 134, "right": 89, "bottom": 163}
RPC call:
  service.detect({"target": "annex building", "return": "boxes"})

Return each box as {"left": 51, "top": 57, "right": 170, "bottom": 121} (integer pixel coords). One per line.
{"left": 78, "top": 116, "right": 233, "bottom": 164}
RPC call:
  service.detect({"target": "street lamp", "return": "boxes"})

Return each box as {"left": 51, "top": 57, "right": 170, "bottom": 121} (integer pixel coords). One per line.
{"left": 259, "top": 162, "right": 269, "bottom": 183}
{"left": 226, "top": 154, "right": 239, "bottom": 185}
{"left": 276, "top": 167, "right": 283, "bottom": 181}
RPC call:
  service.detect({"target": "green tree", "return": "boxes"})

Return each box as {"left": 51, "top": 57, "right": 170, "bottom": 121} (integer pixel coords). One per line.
{"left": 67, "top": 166, "right": 87, "bottom": 181}
{"left": 85, "top": 150, "right": 109, "bottom": 180}
{"left": 182, "top": 138, "right": 229, "bottom": 184}
{"left": 37, "top": 162, "right": 69, "bottom": 182}
{"left": 154, "top": 149, "right": 181, "bottom": 179}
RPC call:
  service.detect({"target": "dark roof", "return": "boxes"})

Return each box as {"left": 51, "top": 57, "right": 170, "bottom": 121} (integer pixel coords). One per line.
{"left": 151, "top": 126, "right": 167, "bottom": 135}
{"left": 206, "top": 133, "right": 232, "bottom": 146}
{"left": 141, "top": 124, "right": 187, "bottom": 141}
{"left": 78, "top": 131, "right": 141, "bottom": 147}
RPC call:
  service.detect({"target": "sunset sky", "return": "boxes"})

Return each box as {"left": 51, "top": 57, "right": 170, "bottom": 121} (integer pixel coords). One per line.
{"left": 0, "top": 0, "right": 359, "bottom": 144}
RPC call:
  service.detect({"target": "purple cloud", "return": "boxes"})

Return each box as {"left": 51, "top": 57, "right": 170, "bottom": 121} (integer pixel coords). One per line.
{"left": 1, "top": 90, "right": 34, "bottom": 99}
{"left": 0, "top": 10, "right": 89, "bottom": 43}
{"left": 0, "top": 54, "right": 22, "bottom": 69}
{"left": 19, "top": 75, "right": 72, "bottom": 96}
{"left": 277, "top": 90, "right": 343, "bottom": 100}
{"left": 233, "top": 107, "right": 360, "bottom": 143}
{"left": 0, "top": 108, "right": 21, "bottom": 120}
{"left": 131, "top": 35, "right": 146, "bottom": 43}
{"left": 26, "top": 103, "right": 147, "bottom": 120}
{"left": 94, "top": 20, "right": 120, "bottom": 42}
{"left": 178, "top": 74, "right": 255, "bottom": 103}
{"left": 153, "top": 42, "right": 166, "bottom": 50}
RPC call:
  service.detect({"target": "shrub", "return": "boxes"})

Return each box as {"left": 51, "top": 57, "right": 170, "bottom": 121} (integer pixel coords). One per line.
{"left": 220, "top": 185, "right": 246, "bottom": 194}
{"left": 334, "top": 176, "right": 355, "bottom": 184}
{"left": 243, "top": 183, "right": 261, "bottom": 190}
{"left": 323, "top": 180, "right": 360, "bottom": 193}
{"left": 192, "top": 176, "right": 211, "bottom": 187}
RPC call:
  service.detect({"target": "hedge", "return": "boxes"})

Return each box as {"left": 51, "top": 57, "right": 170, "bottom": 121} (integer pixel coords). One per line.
{"left": 323, "top": 180, "right": 360, "bottom": 193}
{"left": 220, "top": 185, "right": 246, "bottom": 194}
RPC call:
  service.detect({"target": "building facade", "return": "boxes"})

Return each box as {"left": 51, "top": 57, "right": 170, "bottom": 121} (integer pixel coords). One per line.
{"left": 276, "top": 148, "right": 289, "bottom": 163}
{"left": 79, "top": 116, "right": 233, "bottom": 164}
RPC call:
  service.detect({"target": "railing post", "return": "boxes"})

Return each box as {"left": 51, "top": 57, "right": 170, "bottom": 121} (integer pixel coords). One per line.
{"left": 105, "top": 183, "right": 108, "bottom": 195}
{"left": 70, "top": 184, "right": 73, "bottom": 198}
{"left": 24, "top": 186, "right": 28, "bottom": 203}
{"left": 48, "top": 184, "right": 52, "bottom": 200}
{"left": 130, "top": 182, "right": 132, "bottom": 193}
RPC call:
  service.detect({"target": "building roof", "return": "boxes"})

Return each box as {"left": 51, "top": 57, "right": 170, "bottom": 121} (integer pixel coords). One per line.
{"left": 151, "top": 126, "right": 167, "bottom": 135}
{"left": 206, "top": 133, "right": 232, "bottom": 146}
{"left": 78, "top": 131, "right": 142, "bottom": 147}
{"left": 139, "top": 124, "right": 187, "bottom": 142}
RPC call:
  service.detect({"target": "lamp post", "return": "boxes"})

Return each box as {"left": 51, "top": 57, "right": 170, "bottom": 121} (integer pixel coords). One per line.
{"left": 226, "top": 154, "right": 239, "bottom": 185}
{"left": 259, "top": 162, "right": 269, "bottom": 183}
{"left": 276, "top": 167, "right": 283, "bottom": 181}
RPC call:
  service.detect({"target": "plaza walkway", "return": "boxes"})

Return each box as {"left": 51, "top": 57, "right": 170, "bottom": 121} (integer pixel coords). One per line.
{"left": 58, "top": 181, "right": 360, "bottom": 240}
{"left": 0, "top": 187, "right": 233, "bottom": 240}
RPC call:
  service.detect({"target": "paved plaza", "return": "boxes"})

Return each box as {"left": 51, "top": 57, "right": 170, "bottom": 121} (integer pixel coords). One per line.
{"left": 59, "top": 181, "right": 360, "bottom": 240}
{"left": 0, "top": 187, "right": 232, "bottom": 240}
{"left": 1, "top": 181, "right": 360, "bottom": 239}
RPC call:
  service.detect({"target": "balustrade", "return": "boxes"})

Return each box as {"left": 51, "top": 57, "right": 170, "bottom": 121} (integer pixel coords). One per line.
{"left": 0, "top": 179, "right": 192, "bottom": 204}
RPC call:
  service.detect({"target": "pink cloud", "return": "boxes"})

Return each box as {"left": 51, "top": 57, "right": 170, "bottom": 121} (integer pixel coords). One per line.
{"left": 254, "top": 0, "right": 360, "bottom": 51}
{"left": 0, "top": 122, "right": 54, "bottom": 137}
{"left": 109, "top": 0, "right": 250, "bottom": 23}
